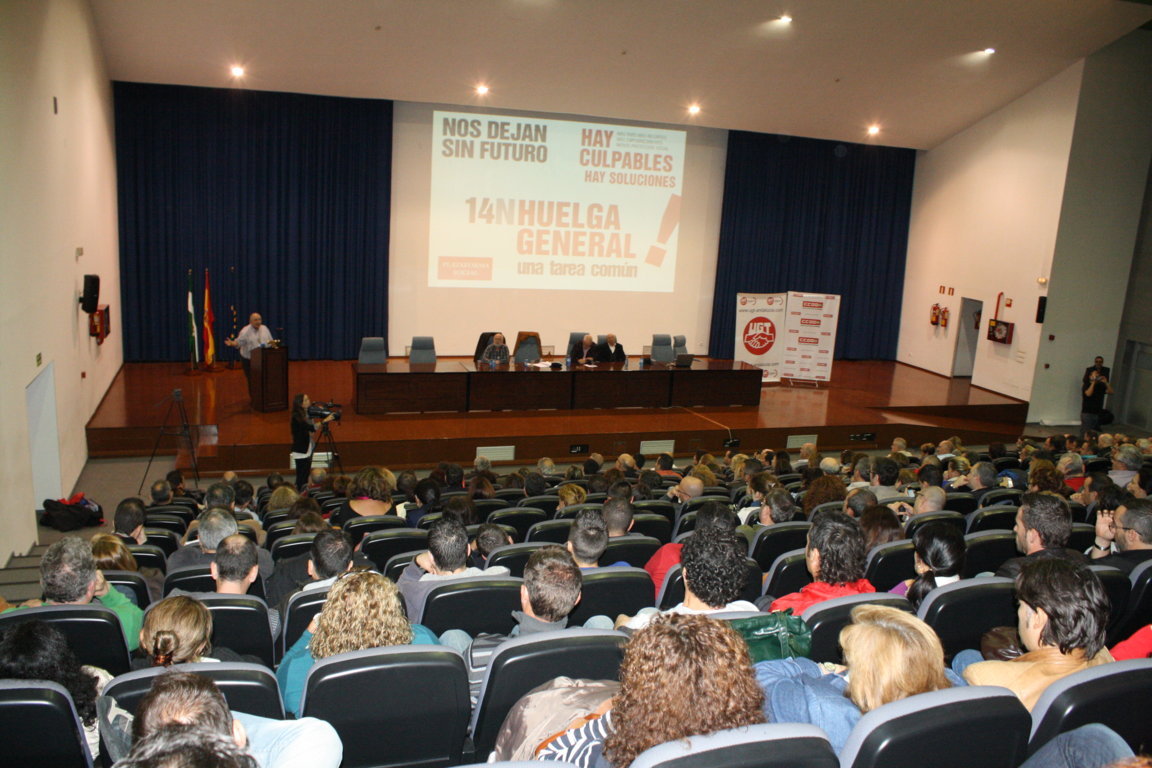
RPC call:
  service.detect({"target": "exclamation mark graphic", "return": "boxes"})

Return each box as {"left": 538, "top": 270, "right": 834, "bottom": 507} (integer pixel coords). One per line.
{"left": 645, "top": 193, "right": 682, "bottom": 266}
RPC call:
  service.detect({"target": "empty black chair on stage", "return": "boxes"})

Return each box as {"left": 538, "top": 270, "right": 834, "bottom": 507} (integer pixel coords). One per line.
{"left": 361, "top": 529, "right": 427, "bottom": 572}
{"left": 864, "top": 539, "right": 916, "bottom": 591}
{"left": 470, "top": 629, "right": 627, "bottom": 759}
{"left": 485, "top": 543, "right": 544, "bottom": 577}
{"left": 1028, "top": 658, "right": 1152, "bottom": 756}
{"left": 802, "top": 593, "right": 913, "bottom": 664}
{"left": 199, "top": 594, "right": 276, "bottom": 667}
{"left": 301, "top": 647, "right": 470, "bottom": 768}
{"left": 409, "top": 336, "right": 437, "bottom": 364}
{"left": 128, "top": 543, "right": 168, "bottom": 573}
{"left": 966, "top": 505, "right": 1018, "bottom": 533}
{"left": 962, "top": 530, "right": 1018, "bottom": 577}
{"left": 270, "top": 532, "right": 318, "bottom": 562}
{"left": 629, "top": 723, "right": 837, "bottom": 768}
{"left": 916, "top": 577, "right": 1017, "bottom": 660}
{"left": 0, "top": 604, "right": 131, "bottom": 675}
{"left": 905, "top": 511, "right": 966, "bottom": 539}
{"left": 749, "top": 521, "right": 811, "bottom": 571}
{"left": 763, "top": 548, "right": 813, "bottom": 599}
{"left": 650, "top": 334, "right": 675, "bottom": 363}
{"left": 420, "top": 576, "right": 523, "bottom": 636}
{"left": 103, "top": 569, "right": 151, "bottom": 607}
{"left": 600, "top": 536, "right": 661, "bottom": 568}
{"left": 943, "top": 492, "right": 978, "bottom": 515}
{"left": 102, "top": 661, "right": 284, "bottom": 721}
{"left": 838, "top": 686, "right": 1031, "bottom": 768}
{"left": 342, "top": 514, "right": 406, "bottom": 547}
{"left": 567, "top": 567, "right": 655, "bottom": 626}
{"left": 631, "top": 513, "right": 673, "bottom": 544}
{"left": 281, "top": 587, "right": 331, "bottom": 659}
{"left": 358, "top": 336, "right": 387, "bottom": 364}
{"left": 0, "top": 680, "right": 93, "bottom": 768}
{"left": 490, "top": 508, "right": 548, "bottom": 540}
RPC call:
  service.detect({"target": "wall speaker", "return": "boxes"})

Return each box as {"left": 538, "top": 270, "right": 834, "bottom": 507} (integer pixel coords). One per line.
{"left": 79, "top": 274, "right": 100, "bottom": 314}
{"left": 1036, "top": 296, "right": 1047, "bottom": 324}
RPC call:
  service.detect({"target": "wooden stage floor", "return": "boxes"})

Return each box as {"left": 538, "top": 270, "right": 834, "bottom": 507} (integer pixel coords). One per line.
{"left": 87, "top": 359, "right": 1028, "bottom": 473}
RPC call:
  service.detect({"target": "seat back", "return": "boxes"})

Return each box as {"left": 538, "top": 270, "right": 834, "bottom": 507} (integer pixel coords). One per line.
{"left": 270, "top": 532, "right": 318, "bottom": 562}
{"left": 492, "top": 507, "right": 549, "bottom": 541}
{"left": 673, "top": 511, "right": 697, "bottom": 539}
{"left": 1068, "top": 523, "right": 1096, "bottom": 553}
{"left": 281, "top": 587, "right": 330, "bottom": 659}
{"left": 198, "top": 594, "right": 275, "bottom": 667}
{"left": 358, "top": 336, "right": 387, "bottom": 364}
{"left": 1110, "top": 559, "right": 1152, "bottom": 643}
{"left": 631, "top": 513, "right": 673, "bottom": 544}
{"left": 361, "top": 529, "right": 428, "bottom": 571}
{"left": 992, "top": 457, "right": 1022, "bottom": 471}
{"left": 103, "top": 569, "right": 152, "bottom": 607}
{"left": 513, "top": 333, "right": 541, "bottom": 363}
{"left": 651, "top": 334, "right": 675, "bottom": 363}
{"left": 916, "top": 577, "right": 1017, "bottom": 660}
{"left": 904, "top": 511, "right": 966, "bottom": 539}
{"left": 342, "top": 514, "right": 406, "bottom": 547}
{"left": 658, "top": 559, "right": 762, "bottom": 610}
{"left": 839, "top": 686, "right": 1031, "bottom": 768}
{"left": 672, "top": 335, "right": 687, "bottom": 357}
{"left": 473, "top": 331, "right": 498, "bottom": 361}
{"left": 962, "top": 530, "right": 1018, "bottom": 577}
{"left": 633, "top": 499, "right": 676, "bottom": 522}
{"left": 864, "top": 539, "right": 916, "bottom": 591}
{"left": 567, "top": 331, "right": 589, "bottom": 360}
{"left": 801, "top": 593, "right": 913, "bottom": 663}
{"left": 471, "top": 630, "right": 627, "bottom": 758}
{"left": 630, "top": 723, "right": 837, "bottom": 768}
{"left": 144, "top": 513, "right": 186, "bottom": 535}
{"left": 385, "top": 552, "right": 419, "bottom": 583}
{"left": 567, "top": 567, "right": 656, "bottom": 626}
{"left": 163, "top": 565, "right": 265, "bottom": 599}
{"left": 554, "top": 502, "right": 604, "bottom": 520}
{"left": 979, "top": 488, "right": 1023, "bottom": 508}
{"left": 683, "top": 496, "right": 732, "bottom": 514}
{"left": 966, "top": 505, "right": 1018, "bottom": 533}
{"left": 485, "top": 543, "right": 545, "bottom": 577}
{"left": 409, "top": 336, "right": 437, "bottom": 364}
{"left": 148, "top": 504, "right": 194, "bottom": 524}
{"left": 102, "top": 661, "right": 284, "bottom": 720}
{"left": 302, "top": 647, "right": 471, "bottom": 768}
{"left": 0, "top": 680, "right": 92, "bottom": 768}
{"left": 515, "top": 495, "right": 560, "bottom": 515}
{"left": 420, "top": 577, "right": 524, "bottom": 635}
{"left": 0, "top": 604, "right": 131, "bottom": 675}
{"left": 750, "top": 521, "right": 812, "bottom": 570}
{"left": 473, "top": 498, "right": 511, "bottom": 520}
{"left": 128, "top": 544, "right": 168, "bottom": 573}
{"left": 1087, "top": 565, "right": 1131, "bottom": 632}
{"left": 1028, "top": 658, "right": 1152, "bottom": 755}
{"left": 600, "top": 536, "right": 661, "bottom": 567}
{"left": 763, "top": 548, "right": 813, "bottom": 599}
{"left": 263, "top": 519, "right": 298, "bottom": 550}
{"left": 943, "top": 493, "right": 978, "bottom": 515}
{"left": 526, "top": 519, "right": 574, "bottom": 544}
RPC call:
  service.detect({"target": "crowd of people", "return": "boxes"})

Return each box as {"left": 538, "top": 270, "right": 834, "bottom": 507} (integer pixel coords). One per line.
{"left": 2, "top": 433, "right": 1152, "bottom": 767}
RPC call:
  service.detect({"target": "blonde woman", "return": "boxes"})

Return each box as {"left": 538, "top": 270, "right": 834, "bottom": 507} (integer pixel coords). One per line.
{"left": 276, "top": 570, "right": 438, "bottom": 716}
{"left": 91, "top": 533, "right": 164, "bottom": 604}
{"left": 756, "top": 604, "right": 957, "bottom": 753}
{"left": 556, "top": 483, "right": 588, "bottom": 513}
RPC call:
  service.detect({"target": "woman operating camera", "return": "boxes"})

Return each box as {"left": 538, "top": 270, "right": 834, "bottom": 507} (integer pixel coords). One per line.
{"left": 291, "top": 394, "right": 335, "bottom": 491}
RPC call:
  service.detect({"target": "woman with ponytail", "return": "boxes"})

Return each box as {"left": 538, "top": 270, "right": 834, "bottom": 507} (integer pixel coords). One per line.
{"left": 890, "top": 522, "right": 967, "bottom": 609}
{"left": 134, "top": 596, "right": 250, "bottom": 669}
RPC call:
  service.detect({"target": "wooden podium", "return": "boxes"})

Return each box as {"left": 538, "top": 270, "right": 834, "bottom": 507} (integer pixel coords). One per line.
{"left": 249, "top": 346, "right": 288, "bottom": 412}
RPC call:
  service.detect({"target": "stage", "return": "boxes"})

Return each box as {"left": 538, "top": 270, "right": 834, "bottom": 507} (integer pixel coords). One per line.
{"left": 86, "top": 359, "right": 1028, "bottom": 473}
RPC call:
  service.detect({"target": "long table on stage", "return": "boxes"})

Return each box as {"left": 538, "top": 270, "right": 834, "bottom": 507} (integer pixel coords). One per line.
{"left": 353, "top": 357, "right": 762, "bottom": 414}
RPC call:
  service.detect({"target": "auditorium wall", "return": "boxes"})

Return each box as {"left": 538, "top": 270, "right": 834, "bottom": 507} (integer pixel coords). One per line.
{"left": 388, "top": 101, "right": 728, "bottom": 358}
{"left": 0, "top": 0, "right": 123, "bottom": 560}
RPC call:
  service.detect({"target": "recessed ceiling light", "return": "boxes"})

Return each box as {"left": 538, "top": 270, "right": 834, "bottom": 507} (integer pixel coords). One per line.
{"left": 475, "top": 84, "right": 490, "bottom": 95}
{"left": 230, "top": 65, "right": 245, "bottom": 78}
{"left": 687, "top": 104, "right": 701, "bottom": 116}
{"left": 867, "top": 125, "right": 880, "bottom": 136}
{"left": 779, "top": 14, "right": 792, "bottom": 23}
{"left": 983, "top": 47, "right": 996, "bottom": 55}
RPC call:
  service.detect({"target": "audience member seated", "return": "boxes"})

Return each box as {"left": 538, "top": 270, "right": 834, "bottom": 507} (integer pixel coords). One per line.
{"left": 769, "top": 510, "right": 875, "bottom": 614}
{"left": 135, "top": 594, "right": 253, "bottom": 669}
{"left": 232, "top": 480, "right": 258, "bottom": 519}
{"left": 110, "top": 670, "right": 342, "bottom": 768}
{"left": 538, "top": 613, "right": 765, "bottom": 768}
{"left": 622, "top": 527, "right": 757, "bottom": 630}
{"left": 92, "top": 532, "right": 164, "bottom": 604}
{"left": 1058, "top": 452, "right": 1087, "bottom": 491}
{"left": 567, "top": 509, "right": 610, "bottom": 569}
{"left": 757, "top": 605, "right": 957, "bottom": 753}
{"left": 870, "top": 457, "right": 903, "bottom": 498}
{"left": 0, "top": 619, "right": 111, "bottom": 761}
{"left": 858, "top": 505, "right": 903, "bottom": 551}
{"left": 846, "top": 456, "right": 873, "bottom": 490}
{"left": 735, "top": 472, "right": 781, "bottom": 526}
{"left": 843, "top": 487, "right": 878, "bottom": 518}
{"left": 468, "top": 474, "right": 497, "bottom": 502}
{"left": 1030, "top": 464, "right": 1073, "bottom": 497}
{"left": 886, "top": 485, "right": 945, "bottom": 524}
{"left": 397, "top": 517, "right": 511, "bottom": 624}
{"left": 185, "top": 483, "right": 264, "bottom": 543}
{"left": 167, "top": 468, "right": 201, "bottom": 504}
{"left": 644, "top": 501, "right": 736, "bottom": 597}
{"left": 393, "top": 469, "right": 420, "bottom": 517}
{"left": 267, "top": 529, "right": 357, "bottom": 610}
{"left": 955, "top": 559, "right": 1114, "bottom": 710}
{"left": 917, "top": 461, "right": 945, "bottom": 489}
{"left": 148, "top": 479, "right": 177, "bottom": 510}
{"left": 1110, "top": 444, "right": 1143, "bottom": 488}
{"left": 277, "top": 570, "right": 439, "bottom": 717}
{"left": 737, "top": 487, "right": 796, "bottom": 544}
{"left": 802, "top": 475, "right": 847, "bottom": 517}
{"left": 556, "top": 482, "right": 588, "bottom": 514}
{"left": 265, "top": 485, "right": 301, "bottom": 517}
{"left": 113, "top": 497, "right": 149, "bottom": 546}
{"left": 2, "top": 536, "right": 143, "bottom": 650}
{"left": 169, "top": 508, "right": 273, "bottom": 580}
{"left": 663, "top": 475, "right": 704, "bottom": 514}
{"left": 170, "top": 534, "right": 280, "bottom": 637}
{"left": 996, "top": 492, "right": 1085, "bottom": 579}
{"left": 950, "top": 461, "right": 998, "bottom": 504}
{"left": 301, "top": 467, "right": 330, "bottom": 497}
{"left": 602, "top": 498, "right": 636, "bottom": 540}
{"left": 469, "top": 523, "right": 514, "bottom": 569}
{"left": 1089, "top": 497, "right": 1152, "bottom": 574}
{"left": 328, "top": 467, "right": 394, "bottom": 528}
{"left": 653, "top": 452, "right": 681, "bottom": 478}
{"left": 404, "top": 478, "right": 442, "bottom": 528}
{"left": 888, "top": 523, "right": 966, "bottom": 608}
{"left": 1112, "top": 622, "right": 1152, "bottom": 660}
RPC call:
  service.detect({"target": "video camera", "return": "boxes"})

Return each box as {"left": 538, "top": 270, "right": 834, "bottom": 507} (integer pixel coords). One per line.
{"left": 307, "top": 400, "right": 342, "bottom": 422}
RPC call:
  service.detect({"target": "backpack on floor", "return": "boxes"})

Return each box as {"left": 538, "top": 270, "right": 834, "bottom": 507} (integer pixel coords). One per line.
{"left": 41, "top": 493, "right": 104, "bottom": 532}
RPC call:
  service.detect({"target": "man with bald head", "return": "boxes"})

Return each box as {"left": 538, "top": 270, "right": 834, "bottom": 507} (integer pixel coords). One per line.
{"left": 569, "top": 333, "right": 597, "bottom": 365}
{"left": 226, "top": 312, "right": 274, "bottom": 378}
{"left": 593, "top": 333, "right": 626, "bottom": 363}
{"left": 665, "top": 474, "right": 704, "bottom": 515}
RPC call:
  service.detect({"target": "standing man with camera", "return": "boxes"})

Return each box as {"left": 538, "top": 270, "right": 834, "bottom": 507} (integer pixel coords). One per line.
{"left": 225, "top": 312, "right": 274, "bottom": 380}
{"left": 291, "top": 394, "right": 336, "bottom": 491}
{"left": 1081, "top": 356, "right": 1114, "bottom": 438}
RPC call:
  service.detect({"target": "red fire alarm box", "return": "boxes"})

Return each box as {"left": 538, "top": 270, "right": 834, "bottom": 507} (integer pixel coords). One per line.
{"left": 89, "top": 304, "right": 111, "bottom": 345}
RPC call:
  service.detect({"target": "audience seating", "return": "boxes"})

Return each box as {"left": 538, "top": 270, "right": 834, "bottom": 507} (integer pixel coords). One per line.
{"left": 657, "top": 560, "right": 763, "bottom": 610}
{"left": 916, "top": 577, "right": 1017, "bottom": 660}
{"left": 904, "top": 511, "right": 966, "bottom": 539}
{"left": 632, "top": 499, "right": 676, "bottom": 522}
{"left": 630, "top": 723, "right": 837, "bottom": 768}
{"left": 491, "top": 508, "right": 548, "bottom": 539}
{"left": 600, "top": 535, "right": 661, "bottom": 567}
{"left": 1028, "top": 658, "right": 1152, "bottom": 756}
{"left": 863, "top": 539, "right": 916, "bottom": 591}
{"left": 748, "top": 521, "right": 811, "bottom": 571}
{"left": 1109, "top": 559, "right": 1152, "bottom": 644}
{"left": 631, "top": 513, "right": 673, "bottom": 544}
{"left": 301, "top": 646, "right": 470, "bottom": 768}
{"left": 186, "top": 525, "right": 258, "bottom": 545}
{"left": 342, "top": 514, "right": 407, "bottom": 547}
{"left": 992, "top": 457, "right": 1022, "bottom": 471}
{"left": 320, "top": 497, "right": 346, "bottom": 515}
{"left": 584, "top": 492, "right": 608, "bottom": 504}
{"left": 473, "top": 498, "right": 511, "bottom": 520}
{"left": 485, "top": 543, "right": 545, "bottom": 577}
{"left": 838, "top": 686, "right": 1031, "bottom": 768}
{"left": 1087, "top": 565, "right": 1131, "bottom": 633}
{"left": 703, "top": 485, "right": 730, "bottom": 497}
{"left": 361, "top": 529, "right": 428, "bottom": 572}
{"left": 281, "top": 587, "right": 330, "bottom": 659}
{"left": 416, "top": 512, "right": 443, "bottom": 530}
{"left": 198, "top": 594, "right": 276, "bottom": 667}
{"left": 1068, "top": 523, "right": 1096, "bottom": 553}
{"left": 143, "top": 512, "right": 186, "bottom": 535}
{"left": 808, "top": 500, "right": 844, "bottom": 518}
{"left": 672, "top": 511, "right": 697, "bottom": 539}
{"left": 420, "top": 576, "right": 524, "bottom": 636}
{"left": 384, "top": 552, "right": 418, "bottom": 583}
{"left": 270, "top": 532, "right": 318, "bottom": 562}
{"left": 128, "top": 543, "right": 168, "bottom": 573}
{"left": 525, "top": 519, "right": 574, "bottom": 544}
{"left": 0, "top": 680, "right": 94, "bottom": 768}
{"left": 942, "top": 492, "right": 978, "bottom": 515}
{"left": 683, "top": 496, "right": 731, "bottom": 514}
{"left": 962, "top": 530, "right": 1018, "bottom": 577}
{"left": 566, "top": 567, "right": 655, "bottom": 626}
{"left": 1068, "top": 501, "right": 1090, "bottom": 524}
{"left": 762, "top": 548, "right": 813, "bottom": 599}
{"left": 965, "top": 505, "right": 1018, "bottom": 534}
{"left": 163, "top": 565, "right": 265, "bottom": 599}
{"left": 802, "top": 593, "right": 913, "bottom": 663}
{"left": 553, "top": 502, "right": 603, "bottom": 519}
{"left": 146, "top": 504, "right": 194, "bottom": 524}
{"left": 978, "top": 488, "right": 1022, "bottom": 508}
{"left": 515, "top": 495, "right": 560, "bottom": 515}
{"left": 102, "top": 569, "right": 151, "bottom": 607}
{"left": 263, "top": 519, "right": 298, "bottom": 550}
{"left": 0, "top": 604, "right": 131, "bottom": 675}
{"left": 409, "top": 336, "right": 437, "bottom": 364}
{"left": 470, "top": 629, "right": 627, "bottom": 759}
{"left": 103, "top": 661, "right": 285, "bottom": 720}
{"left": 494, "top": 487, "right": 529, "bottom": 502}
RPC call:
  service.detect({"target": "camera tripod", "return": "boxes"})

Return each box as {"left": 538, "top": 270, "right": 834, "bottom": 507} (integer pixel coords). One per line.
{"left": 139, "top": 388, "right": 201, "bottom": 495}
{"left": 315, "top": 420, "right": 345, "bottom": 477}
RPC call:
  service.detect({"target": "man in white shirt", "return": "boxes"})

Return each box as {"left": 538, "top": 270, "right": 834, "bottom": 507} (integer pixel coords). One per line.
{"left": 226, "top": 312, "right": 274, "bottom": 378}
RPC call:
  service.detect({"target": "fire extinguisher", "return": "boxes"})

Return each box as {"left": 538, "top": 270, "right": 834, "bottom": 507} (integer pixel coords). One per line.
{"left": 940, "top": 307, "right": 950, "bottom": 328}
{"left": 930, "top": 304, "right": 941, "bottom": 326}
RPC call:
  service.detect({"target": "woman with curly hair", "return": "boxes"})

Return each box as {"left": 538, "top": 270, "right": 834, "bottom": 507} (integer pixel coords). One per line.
{"left": 540, "top": 613, "right": 765, "bottom": 767}
{"left": 329, "top": 467, "right": 394, "bottom": 528}
{"left": 556, "top": 483, "right": 588, "bottom": 513}
{"left": 276, "top": 570, "right": 438, "bottom": 716}
{"left": 1029, "top": 462, "right": 1072, "bottom": 497}
{"left": 802, "top": 474, "right": 848, "bottom": 517}
{"left": 0, "top": 619, "right": 111, "bottom": 760}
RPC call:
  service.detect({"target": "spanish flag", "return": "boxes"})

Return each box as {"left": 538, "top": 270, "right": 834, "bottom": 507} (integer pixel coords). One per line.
{"left": 202, "top": 269, "right": 216, "bottom": 365}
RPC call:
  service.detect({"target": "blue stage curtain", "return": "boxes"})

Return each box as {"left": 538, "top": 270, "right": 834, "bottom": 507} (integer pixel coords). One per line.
{"left": 708, "top": 132, "right": 916, "bottom": 360}
{"left": 114, "top": 82, "right": 392, "bottom": 361}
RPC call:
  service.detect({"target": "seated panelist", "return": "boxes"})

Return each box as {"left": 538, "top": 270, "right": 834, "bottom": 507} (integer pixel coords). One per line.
{"left": 592, "top": 333, "right": 626, "bottom": 363}
{"left": 569, "top": 333, "right": 597, "bottom": 365}
{"left": 480, "top": 332, "right": 509, "bottom": 364}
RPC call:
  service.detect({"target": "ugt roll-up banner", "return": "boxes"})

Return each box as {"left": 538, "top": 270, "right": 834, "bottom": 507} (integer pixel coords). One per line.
{"left": 780, "top": 291, "right": 841, "bottom": 382}
{"left": 734, "top": 293, "right": 788, "bottom": 382}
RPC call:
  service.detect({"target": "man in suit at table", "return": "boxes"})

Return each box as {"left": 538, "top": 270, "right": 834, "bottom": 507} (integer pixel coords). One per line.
{"left": 593, "top": 333, "right": 626, "bottom": 363}
{"left": 569, "top": 333, "right": 597, "bottom": 365}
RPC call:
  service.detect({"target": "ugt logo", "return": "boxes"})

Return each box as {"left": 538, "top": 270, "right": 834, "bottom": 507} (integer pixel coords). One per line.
{"left": 743, "top": 317, "right": 776, "bottom": 354}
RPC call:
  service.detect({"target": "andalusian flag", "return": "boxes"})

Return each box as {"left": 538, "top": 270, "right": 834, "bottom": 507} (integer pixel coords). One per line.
{"left": 202, "top": 269, "right": 216, "bottom": 365}
{"left": 186, "top": 271, "right": 199, "bottom": 364}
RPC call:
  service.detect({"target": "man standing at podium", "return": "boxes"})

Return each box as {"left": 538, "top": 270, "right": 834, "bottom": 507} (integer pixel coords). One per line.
{"left": 226, "top": 312, "right": 273, "bottom": 379}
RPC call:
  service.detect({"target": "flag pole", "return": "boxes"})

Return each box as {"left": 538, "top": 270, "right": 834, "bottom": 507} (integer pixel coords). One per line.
{"left": 201, "top": 267, "right": 220, "bottom": 373}
{"left": 184, "top": 268, "right": 202, "bottom": 376}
